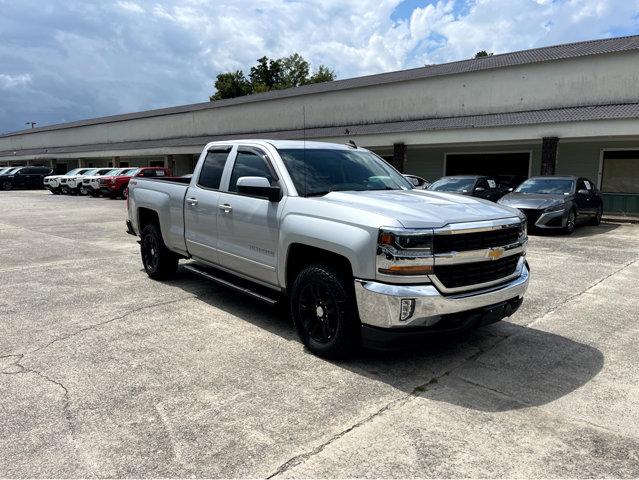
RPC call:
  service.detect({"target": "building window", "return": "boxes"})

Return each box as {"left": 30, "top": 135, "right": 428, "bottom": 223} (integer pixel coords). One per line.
{"left": 602, "top": 151, "right": 639, "bottom": 194}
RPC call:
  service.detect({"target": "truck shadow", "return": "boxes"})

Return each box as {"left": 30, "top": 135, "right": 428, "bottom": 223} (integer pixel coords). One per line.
{"left": 168, "top": 268, "right": 604, "bottom": 413}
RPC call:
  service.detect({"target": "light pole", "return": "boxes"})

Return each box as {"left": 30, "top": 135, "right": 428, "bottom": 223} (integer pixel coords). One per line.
{"left": 25, "top": 121, "right": 36, "bottom": 129}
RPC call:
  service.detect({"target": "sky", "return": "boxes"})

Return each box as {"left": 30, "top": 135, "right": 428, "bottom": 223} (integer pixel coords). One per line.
{"left": 0, "top": 0, "right": 638, "bottom": 134}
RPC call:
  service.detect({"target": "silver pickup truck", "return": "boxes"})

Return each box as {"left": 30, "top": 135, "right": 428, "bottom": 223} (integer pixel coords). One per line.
{"left": 127, "top": 140, "right": 529, "bottom": 358}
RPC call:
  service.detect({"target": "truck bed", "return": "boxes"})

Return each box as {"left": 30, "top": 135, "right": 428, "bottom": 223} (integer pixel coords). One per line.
{"left": 128, "top": 176, "right": 190, "bottom": 255}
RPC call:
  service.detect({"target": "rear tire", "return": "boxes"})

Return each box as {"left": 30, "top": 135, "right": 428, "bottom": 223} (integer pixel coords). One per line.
{"left": 290, "top": 264, "right": 360, "bottom": 359}
{"left": 140, "top": 224, "right": 179, "bottom": 280}
{"left": 590, "top": 204, "right": 603, "bottom": 226}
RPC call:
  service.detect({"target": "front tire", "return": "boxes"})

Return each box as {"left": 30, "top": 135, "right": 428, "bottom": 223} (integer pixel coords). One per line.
{"left": 290, "top": 264, "right": 360, "bottom": 359}
{"left": 140, "top": 224, "right": 179, "bottom": 280}
{"left": 2, "top": 180, "right": 13, "bottom": 191}
{"left": 564, "top": 208, "right": 576, "bottom": 234}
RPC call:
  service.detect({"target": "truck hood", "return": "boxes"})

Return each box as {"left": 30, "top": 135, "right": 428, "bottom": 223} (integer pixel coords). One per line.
{"left": 317, "top": 190, "right": 521, "bottom": 228}
{"left": 498, "top": 192, "right": 570, "bottom": 210}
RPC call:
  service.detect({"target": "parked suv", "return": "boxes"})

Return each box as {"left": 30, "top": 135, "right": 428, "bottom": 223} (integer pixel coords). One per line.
{"left": 428, "top": 175, "right": 510, "bottom": 202}
{"left": 498, "top": 175, "right": 603, "bottom": 233}
{"left": 47, "top": 168, "right": 93, "bottom": 194}
{"left": 85, "top": 168, "right": 130, "bottom": 196}
{"left": 127, "top": 140, "right": 529, "bottom": 358}
{"left": 100, "top": 167, "right": 171, "bottom": 198}
{"left": 65, "top": 168, "right": 113, "bottom": 195}
{"left": 0, "top": 166, "right": 53, "bottom": 190}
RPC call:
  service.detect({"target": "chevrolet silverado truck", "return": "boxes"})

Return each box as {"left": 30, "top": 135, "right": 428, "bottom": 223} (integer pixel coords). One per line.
{"left": 127, "top": 140, "right": 529, "bottom": 358}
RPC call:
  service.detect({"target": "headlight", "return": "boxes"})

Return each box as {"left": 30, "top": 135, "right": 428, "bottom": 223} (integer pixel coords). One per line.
{"left": 519, "top": 218, "right": 527, "bottom": 238}
{"left": 377, "top": 228, "right": 434, "bottom": 276}
{"left": 544, "top": 204, "right": 565, "bottom": 213}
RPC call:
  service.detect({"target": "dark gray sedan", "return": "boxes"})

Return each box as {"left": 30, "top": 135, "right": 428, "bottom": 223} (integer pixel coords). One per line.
{"left": 498, "top": 175, "right": 603, "bottom": 234}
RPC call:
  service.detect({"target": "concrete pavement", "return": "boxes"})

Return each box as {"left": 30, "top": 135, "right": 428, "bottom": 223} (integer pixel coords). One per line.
{"left": 1, "top": 190, "right": 638, "bottom": 478}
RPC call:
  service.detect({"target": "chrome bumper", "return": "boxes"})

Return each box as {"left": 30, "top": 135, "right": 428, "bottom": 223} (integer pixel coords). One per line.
{"left": 355, "top": 258, "right": 529, "bottom": 329}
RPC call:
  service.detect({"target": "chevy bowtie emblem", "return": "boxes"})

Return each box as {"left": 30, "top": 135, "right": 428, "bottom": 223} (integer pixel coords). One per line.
{"left": 487, "top": 247, "right": 505, "bottom": 260}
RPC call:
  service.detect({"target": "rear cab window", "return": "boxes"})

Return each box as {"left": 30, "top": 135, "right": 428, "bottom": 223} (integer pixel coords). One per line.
{"left": 197, "top": 147, "right": 232, "bottom": 190}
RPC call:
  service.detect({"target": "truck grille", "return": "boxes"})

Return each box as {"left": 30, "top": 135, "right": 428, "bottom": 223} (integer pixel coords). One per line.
{"left": 433, "top": 227, "right": 519, "bottom": 254}
{"left": 60, "top": 178, "right": 67, "bottom": 183}
{"left": 434, "top": 255, "right": 521, "bottom": 289}
{"left": 83, "top": 179, "right": 90, "bottom": 184}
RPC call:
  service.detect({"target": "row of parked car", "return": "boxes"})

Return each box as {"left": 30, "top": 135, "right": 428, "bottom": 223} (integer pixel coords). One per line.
{"left": 404, "top": 173, "right": 604, "bottom": 234}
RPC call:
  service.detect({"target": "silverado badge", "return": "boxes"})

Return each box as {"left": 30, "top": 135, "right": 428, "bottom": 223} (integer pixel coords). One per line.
{"left": 487, "top": 247, "right": 505, "bottom": 260}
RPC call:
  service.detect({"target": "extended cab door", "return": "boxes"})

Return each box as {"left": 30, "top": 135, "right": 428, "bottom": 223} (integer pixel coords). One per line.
{"left": 216, "top": 146, "right": 282, "bottom": 286}
{"left": 183, "top": 146, "right": 233, "bottom": 264}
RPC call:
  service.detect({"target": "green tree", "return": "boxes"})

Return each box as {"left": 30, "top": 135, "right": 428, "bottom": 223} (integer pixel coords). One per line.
{"left": 307, "top": 65, "right": 336, "bottom": 84}
{"left": 210, "top": 53, "right": 336, "bottom": 101}
{"left": 209, "top": 70, "right": 251, "bottom": 101}
{"left": 279, "top": 53, "right": 310, "bottom": 88}
{"left": 474, "top": 50, "right": 493, "bottom": 58}
{"left": 249, "top": 56, "right": 283, "bottom": 90}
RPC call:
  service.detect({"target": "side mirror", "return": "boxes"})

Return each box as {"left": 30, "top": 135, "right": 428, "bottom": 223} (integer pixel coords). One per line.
{"left": 236, "top": 176, "right": 281, "bottom": 202}
{"left": 577, "top": 189, "right": 589, "bottom": 196}
{"left": 403, "top": 175, "right": 420, "bottom": 187}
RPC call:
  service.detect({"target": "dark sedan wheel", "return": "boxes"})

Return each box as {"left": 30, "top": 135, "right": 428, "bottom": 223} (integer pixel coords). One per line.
{"left": 291, "top": 264, "right": 360, "bottom": 359}
{"left": 564, "top": 208, "right": 576, "bottom": 234}
{"left": 140, "top": 224, "right": 179, "bottom": 280}
{"left": 1, "top": 180, "right": 13, "bottom": 191}
{"left": 590, "top": 204, "right": 603, "bottom": 226}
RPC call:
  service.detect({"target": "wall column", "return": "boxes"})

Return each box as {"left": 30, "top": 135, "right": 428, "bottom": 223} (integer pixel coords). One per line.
{"left": 541, "top": 137, "right": 559, "bottom": 175}
{"left": 392, "top": 143, "right": 407, "bottom": 173}
{"left": 113, "top": 156, "right": 120, "bottom": 168}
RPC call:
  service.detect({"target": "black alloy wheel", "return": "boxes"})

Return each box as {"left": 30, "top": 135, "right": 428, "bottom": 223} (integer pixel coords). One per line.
{"left": 140, "top": 224, "right": 179, "bottom": 280}
{"left": 2, "top": 180, "right": 13, "bottom": 191}
{"left": 591, "top": 204, "right": 603, "bottom": 226}
{"left": 290, "top": 264, "right": 360, "bottom": 358}
{"left": 298, "top": 283, "right": 339, "bottom": 344}
{"left": 141, "top": 231, "right": 160, "bottom": 275}
{"left": 564, "top": 209, "right": 576, "bottom": 234}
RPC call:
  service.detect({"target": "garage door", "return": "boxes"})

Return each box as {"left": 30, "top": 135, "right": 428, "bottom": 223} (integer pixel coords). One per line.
{"left": 445, "top": 152, "right": 530, "bottom": 187}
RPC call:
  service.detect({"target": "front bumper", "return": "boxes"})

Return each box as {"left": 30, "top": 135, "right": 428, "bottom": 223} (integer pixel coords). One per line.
{"left": 354, "top": 259, "right": 529, "bottom": 345}
{"left": 520, "top": 208, "right": 567, "bottom": 229}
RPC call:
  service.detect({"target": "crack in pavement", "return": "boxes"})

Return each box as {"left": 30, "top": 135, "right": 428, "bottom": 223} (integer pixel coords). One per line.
{"left": 29, "top": 290, "right": 211, "bottom": 356}
{"left": 265, "top": 257, "right": 639, "bottom": 478}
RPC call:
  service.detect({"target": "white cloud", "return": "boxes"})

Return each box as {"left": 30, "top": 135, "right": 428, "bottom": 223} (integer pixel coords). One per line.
{"left": 0, "top": 0, "right": 638, "bottom": 132}
{"left": 116, "top": 1, "right": 144, "bottom": 14}
{"left": 0, "top": 73, "right": 32, "bottom": 89}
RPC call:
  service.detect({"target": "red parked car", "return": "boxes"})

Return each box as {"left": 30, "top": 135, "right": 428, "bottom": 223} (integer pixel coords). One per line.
{"left": 99, "top": 167, "right": 171, "bottom": 198}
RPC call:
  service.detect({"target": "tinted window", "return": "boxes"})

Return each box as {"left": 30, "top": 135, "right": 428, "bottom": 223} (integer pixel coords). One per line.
{"left": 429, "top": 177, "right": 476, "bottom": 192}
{"left": 515, "top": 178, "right": 575, "bottom": 195}
{"left": 229, "top": 150, "right": 273, "bottom": 192}
{"left": 278, "top": 148, "right": 411, "bottom": 196}
{"left": 476, "top": 178, "right": 489, "bottom": 189}
{"left": 198, "top": 150, "right": 229, "bottom": 189}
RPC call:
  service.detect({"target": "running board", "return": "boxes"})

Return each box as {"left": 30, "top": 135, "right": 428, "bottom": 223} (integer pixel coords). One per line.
{"left": 182, "top": 263, "right": 280, "bottom": 306}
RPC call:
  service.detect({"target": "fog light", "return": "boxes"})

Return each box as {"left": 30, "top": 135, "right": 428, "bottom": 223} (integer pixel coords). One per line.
{"left": 400, "top": 299, "right": 415, "bottom": 321}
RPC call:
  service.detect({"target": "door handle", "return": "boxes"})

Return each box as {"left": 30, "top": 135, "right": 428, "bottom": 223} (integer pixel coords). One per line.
{"left": 218, "top": 203, "right": 232, "bottom": 213}
{"left": 186, "top": 197, "right": 198, "bottom": 206}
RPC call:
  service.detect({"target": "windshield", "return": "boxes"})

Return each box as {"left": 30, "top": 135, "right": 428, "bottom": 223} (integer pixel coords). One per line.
{"left": 64, "top": 168, "right": 84, "bottom": 176}
{"left": 429, "top": 177, "right": 475, "bottom": 192}
{"left": 81, "top": 169, "right": 99, "bottom": 176}
{"left": 102, "top": 169, "right": 122, "bottom": 176}
{"left": 120, "top": 168, "right": 138, "bottom": 176}
{"left": 278, "top": 148, "right": 412, "bottom": 196}
{"left": 515, "top": 178, "right": 575, "bottom": 195}
{"left": 3, "top": 167, "right": 21, "bottom": 174}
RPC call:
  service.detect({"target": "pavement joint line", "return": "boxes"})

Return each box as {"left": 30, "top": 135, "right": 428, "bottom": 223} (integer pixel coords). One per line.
{"left": 266, "top": 257, "right": 639, "bottom": 477}
{"left": 526, "top": 257, "right": 639, "bottom": 329}
{"left": 453, "top": 375, "right": 635, "bottom": 440}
